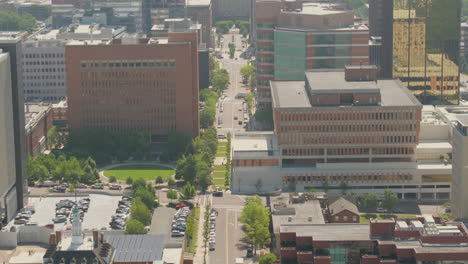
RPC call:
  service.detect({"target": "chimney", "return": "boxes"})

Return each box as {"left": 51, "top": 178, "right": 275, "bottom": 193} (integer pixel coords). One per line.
{"left": 55, "top": 231, "right": 62, "bottom": 245}
{"left": 93, "top": 230, "right": 99, "bottom": 248}
{"left": 49, "top": 233, "right": 57, "bottom": 246}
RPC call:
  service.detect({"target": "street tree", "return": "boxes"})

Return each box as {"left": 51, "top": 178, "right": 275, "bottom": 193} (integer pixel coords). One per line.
{"left": 239, "top": 196, "right": 271, "bottom": 254}
{"left": 259, "top": 253, "right": 277, "bottom": 264}
{"left": 130, "top": 197, "right": 152, "bottom": 225}
{"left": 167, "top": 189, "right": 178, "bottom": 201}
{"left": 196, "top": 162, "right": 212, "bottom": 192}
{"left": 240, "top": 65, "right": 255, "bottom": 84}
{"left": 361, "top": 193, "right": 379, "bottom": 211}
{"left": 381, "top": 190, "right": 398, "bottom": 212}
{"left": 180, "top": 183, "right": 196, "bottom": 201}
{"left": 155, "top": 176, "right": 164, "bottom": 185}
{"left": 126, "top": 219, "right": 147, "bottom": 234}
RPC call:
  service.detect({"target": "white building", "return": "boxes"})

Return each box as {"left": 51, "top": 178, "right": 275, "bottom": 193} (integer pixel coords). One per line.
{"left": 231, "top": 106, "right": 453, "bottom": 200}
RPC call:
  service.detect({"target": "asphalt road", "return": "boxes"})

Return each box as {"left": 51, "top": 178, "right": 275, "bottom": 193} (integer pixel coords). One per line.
{"left": 216, "top": 33, "right": 251, "bottom": 135}
{"left": 150, "top": 206, "right": 183, "bottom": 244}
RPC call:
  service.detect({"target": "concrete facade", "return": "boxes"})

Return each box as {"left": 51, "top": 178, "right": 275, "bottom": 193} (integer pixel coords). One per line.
{"left": 187, "top": 0, "right": 213, "bottom": 49}
{"left": 212, "top": 0, "right": 250, "bottom": 19}
{"left": 0, "top": 32, "right": 28, "bottom": 216}
{"left": 66, "top": 33, "right": 200, "bottom": 138}
{"left": 0, "top": 51, "right": 19, "bottom": 224}
{"left": 232, "top": 69, "right": 453, "bottom": 200}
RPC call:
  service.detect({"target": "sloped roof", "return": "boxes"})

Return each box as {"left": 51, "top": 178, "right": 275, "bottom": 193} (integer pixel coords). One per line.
{"left": 329, "top": 197, "right": 359, "bottom": 216}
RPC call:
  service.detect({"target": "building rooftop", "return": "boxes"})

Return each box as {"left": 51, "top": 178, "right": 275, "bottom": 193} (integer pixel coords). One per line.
{"left": 280, "top": 224, "right": 370, "bottom": 241}
{"left": 270, "top": 81, "right": 311, "bottom": 108}
{"left": 282, "top": 3, "right": 348, "bottom": 15}
{"left": 0, "top": 31, "right": 27, "bottom": 42}
{"left": 25, "top": 103, "right": 52, "bottom": 132}
{"left": 105, "top": 234, "right": 165, "bottom": 262}
{"left": 4, "top": 246, "right": 47, "bottom": 264}
{"left": 271, "top": 71, "right": 421, "bottom": 109}
{"left": 232, "top": 132, "right": 278, "bottom": 159}
{"left": 328, "top": 197, "right": 359, "bottom": 216}
{"left": 186, "top": 0, "right": 210, "bottom": 7}
{"left": 271, "top": 194, "right": 325, "bottom": 234}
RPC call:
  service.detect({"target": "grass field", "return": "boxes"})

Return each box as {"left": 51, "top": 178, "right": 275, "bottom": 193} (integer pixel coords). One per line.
{"left": 214, "top": 165, "right": 226, "bottom": 171}
{"left": 218, "top": 142, "right": 228, "bottom": 147}
{"left": 104, "top": 164, "right": 175, "bottom": 181}
{"left": 213, "top": 177, "right": 225, "bottom": 186}
{"left": 213, "top": 171, "right": 225, "bottom": 179}
{"left": 216, "top": 152, "right": 226, "bottom": 157}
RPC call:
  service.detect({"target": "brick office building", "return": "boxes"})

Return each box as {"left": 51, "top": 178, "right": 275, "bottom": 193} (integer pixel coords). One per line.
{"left": 66, "top": 32, "right": 200, "bottom": 139}
{"left": 25, "top": 103, "right": 54, "bottom": 157}
{"left": 279, "top": 216, "right": 468, "bottom": 264}
{"left": 254, "top": 1, "right": 369, "bottom": 105}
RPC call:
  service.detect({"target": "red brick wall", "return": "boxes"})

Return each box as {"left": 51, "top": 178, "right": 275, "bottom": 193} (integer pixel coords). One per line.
{"left": 361, "top": 255, "right": 380, "bottom": 264}
{"left": 313, "top": 256, "right": 331, "bottom": 264}
{"left": 66, "top": 34, "right": 199, "bottom": 138}
{"left": 415, "top": 252, "right": 468, "bottom": 261}
{"left": 377, "top": 243, "right": 396, "bottom": 256}
{"left": 297, "top": 252, "right": 314, "bottom": 263}
{"left": 26, "top": 107, "right": 53, "bottom": 157}
{"left": 329, "top": 210, "right": 359, "bottom": 223}
{"left": 232, "top": 159, "right": 279, "bottom": 167}
{"left": 370, "top": 221, "right": 396, "bottom": 237}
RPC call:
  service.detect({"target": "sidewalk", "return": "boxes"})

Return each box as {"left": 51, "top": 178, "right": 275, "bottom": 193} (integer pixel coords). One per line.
{"left": 193, "top": 195, "right": 209, "bottom": 264}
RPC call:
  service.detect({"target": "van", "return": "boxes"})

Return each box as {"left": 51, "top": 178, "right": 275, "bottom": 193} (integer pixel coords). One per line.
{"left": 41, "top": 180, "right": 56, "bottom": 187}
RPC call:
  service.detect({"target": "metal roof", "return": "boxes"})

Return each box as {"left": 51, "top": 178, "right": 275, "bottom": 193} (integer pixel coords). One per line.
{"left": 106, "top": 235, "right": 165, "bottom": 262}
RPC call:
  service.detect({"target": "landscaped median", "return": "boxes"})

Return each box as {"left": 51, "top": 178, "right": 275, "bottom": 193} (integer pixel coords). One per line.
{"left": 212, "top": 134, "right": 231, "bottom": 189}
{"left": 186, "top": 206, "right": 200, "bottom": 253}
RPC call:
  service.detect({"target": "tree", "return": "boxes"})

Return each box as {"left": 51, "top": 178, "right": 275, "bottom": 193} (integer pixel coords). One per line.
{"left": 27, "top": 157, "right": 49, "bottom": 182}
{"left": 126, "top": 219, "right": 147, "bottom": 234}
{"left": 321, "top": 181, "right": 330, "bottom": 193}
{"left": 244, "top": 93, "right": 254, "bottom": 117}
{"left": 361, "top": 193, "right": 379, "bottom": 211}
{"left": 240, "top": 65, "right": 256, "bottom": 85}
{"left": 381, "top": 190, "right": 398, "bottom": 212}
{"left": 168, "top": 178, "right": 176, "bottom": 186}
{"left": 130, "top": 198, "right": 152, "bottom": 225}
{"left": 211, "top": 69, "right": 230, "bottom": 94}
{"left": 165, "top": 132, "right": 193, "bottom": 160}
{"left": 180, "top": 183, "right": 196, "bottom": 200}
{"left": 259, "top": 253, "right": 277, "bottom": 264}
{"left": 47, "top": 126, "right": 59, "bottom": 149}
{"left": 167, "top": 189, "right": 178, "bottom": 201}
{"left": 228, "top": 43, "right": 235, "bottom": 59}
{"left": 340, "top": 181, "right": 349, "bottom": 195}
{"left": 134, "top": 187, "right": 156, "bottom": 209}
{"left": 195, "top": 161, "right": 212, "bottom": 192}
{"left": 176, "top": 154, "right": 197, "bottom": 182}
{"left": 109, "top": 176, "right": 117, "bottom": 183}
{"left": 132, "top": 178, "right": 146, "bottom": 190}
{"left": 155, "top": 176, "right": 164, "bottom": 184}
{"left": 126, "top": 177, "right": 133, "bottom": 185}
{"left": 239, "top": 196, "right": 270, "bottom": 254}
{"left": 0, "top": 11, "right": 36, "bottom": 32}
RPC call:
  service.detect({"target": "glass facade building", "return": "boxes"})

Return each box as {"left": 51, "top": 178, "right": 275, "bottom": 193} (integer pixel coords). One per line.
{"left": 391, "top": 0, "right": 461, "bottom": 104}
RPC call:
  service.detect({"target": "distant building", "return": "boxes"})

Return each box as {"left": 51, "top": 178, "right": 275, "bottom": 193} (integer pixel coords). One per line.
{"left": 279, "top": 216, "right": 468, "bottom": 263}
{"left": 461, "top": 22, "right": 468, "bottom": 58}
{"left": 105, "top": 235, "right": 166, "bottom": 264}
{"left": 232, "top": 67, "right": 453, "bottom": 199}
{"left": 368, "top": 0, "right": 461, "bottom": 104}
{"left": 66, "top": 33, "right": 200, "bottom": 139}
{"left": 25, "top": 103, "right": 53, "bottom": 157}
{"left": 0, "top": 31, "right": 28, "bottom": 216}
{"left": 254, "top": 1, "right": 369, "bottom": 105}
{"left": 187, "top": 0, "right": 213, "bottom": 48}
{"left": 212, "top": 0, "right": 250, "bottom": 20}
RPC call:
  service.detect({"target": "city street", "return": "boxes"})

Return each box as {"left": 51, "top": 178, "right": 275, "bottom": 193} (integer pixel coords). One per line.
{"left": 216, "top": 33, "right": 251, "bottom": 135}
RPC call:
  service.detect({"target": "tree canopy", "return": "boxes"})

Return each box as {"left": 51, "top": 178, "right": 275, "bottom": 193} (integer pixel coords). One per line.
{"left": 381, "top": 190, "right": 398, "bottom": 212}
{"left": 126, "top": 219, "right": 147, "bottom": 234}
{"left": 259, "top": 253, "right": 277, "bottom": 264}
{"left": 0, "top": 11, "right": 36, "bottom": 32}
{"left": 239, "top": 196, "right": 271, "bottom": 254}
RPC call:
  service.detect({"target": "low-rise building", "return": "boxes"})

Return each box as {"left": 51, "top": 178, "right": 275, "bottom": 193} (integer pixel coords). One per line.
{"left": 327, "top": 197, "right": 359, "bottom": 224}
{"left": 25, "top": 103, "right": 53, "bottom": 157}
{"left": 279, "top": 216, "right": 468, "bottom": 263}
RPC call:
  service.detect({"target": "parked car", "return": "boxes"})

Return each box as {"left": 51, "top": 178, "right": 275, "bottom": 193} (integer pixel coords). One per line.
{"left": 110, "top": 185, "right": 122, "bottom": 190}
{"left": 213, "top": 190, "right": 223, "bottom": 197}
{"left": 14, "top": 218, "right": 28, "bottom": 225}
{"left": 376, "top": 207, "right": 388, "bottom": 213}
{"left": 52, "top": 216, "right": 67, "bottom": 223}
{"left": 75, "top": 184, "right": 88, "bottom": 189}
{"left": 209, "top": 243, "right": 215, "bottom": 251}
{"left": 43, "top": 224, "right": 54, "bottom": 229}
{"left": 246, "top": 248, "right": 254, "bottom": 258}
{"left": 91, "top": 183, "right": 104, "bottom": 189}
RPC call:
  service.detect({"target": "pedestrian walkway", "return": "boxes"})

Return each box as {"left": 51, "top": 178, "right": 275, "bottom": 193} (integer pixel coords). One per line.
{"left": 193, "top": 195, "right": 210, "bottom": 264}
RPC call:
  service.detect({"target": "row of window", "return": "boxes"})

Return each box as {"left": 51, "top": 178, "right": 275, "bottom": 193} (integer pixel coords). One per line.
{"left": 25, "top": 89, "right": 62, "bottom": 94}
{"left": 23, "top": 75, "right": 65, "bottom": 80}
{"left": 282, "top": 174, "right": 413, "bottom": 183}
{"left": 23, "top": 53, "right": 64, "bottom": 59}
{"left": 80, "top": 59, "right": 176, "bottom": 69}
{"left": 23, "top": 82, "right": 65, "bottom": 87}
{"left": 281, "top": 147, "right": 415, "bottom": 156}
{"left": 279, "top": 111, "right": 416, "bottom": 122}
{"left": 280, "top": 124, "right": 417, "bottom": 133}
{"left": 81, "top": 71, "right": 170, "bottom": 79}
{"left": 23, "top": 61, "right": 65, "bottom": 66}
{"left": 279, "top": 135, "right": 418, "bottom": 145}
{"left": 80, "top": 80, "right": 177, "bottom": 90}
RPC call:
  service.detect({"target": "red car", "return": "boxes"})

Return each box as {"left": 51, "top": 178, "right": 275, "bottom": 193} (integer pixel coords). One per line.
{"left": 175, "top": 204, "right": 186, "bottom": 209}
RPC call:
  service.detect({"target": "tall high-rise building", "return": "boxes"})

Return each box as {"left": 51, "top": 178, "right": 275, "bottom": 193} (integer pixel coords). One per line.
{"left": 0, "top": 32, "right": 28, "bottom": 223}
{"left": 187, "top": 0, "right": 213, "bottom": 48}
{"left": 66, "top": 32, "right": 200, "bottom": 139}
{"left": 369, "top": 0, "right": 461, "bottom": 104}
{"left": 254, "top": 1, "right": 369, "bottom": 105}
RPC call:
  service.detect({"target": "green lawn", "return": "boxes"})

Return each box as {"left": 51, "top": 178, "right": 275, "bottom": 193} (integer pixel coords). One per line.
{"left": 217, "top": 146, "right": 227, "bottom": 152}
{"left": 359, "top": 213, "right": 417, "bottom": 223}
{"left": 213, "top": 177, "right": 225, "bottom": 186}
{"left": 214, "top": 171, "right": 225, "bottom": 179}
{"left": 216, "top": 152, "right": 226, "bottom": 157}
{"left": 104, "top": 164, "right": 175, "bottom": 181}
{"left": 214, "top": 165, "right": 226, "bottom": 171}
{"left": 218, "top": 142, "right": 228, "bottom": 147}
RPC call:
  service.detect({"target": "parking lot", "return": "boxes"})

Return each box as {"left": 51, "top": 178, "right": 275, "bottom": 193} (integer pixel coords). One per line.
{"left": 27, "top": 194, "right": 122, "bottom": 230}
{"left": 150, "top": 207, "right": 184, "bottom": 244}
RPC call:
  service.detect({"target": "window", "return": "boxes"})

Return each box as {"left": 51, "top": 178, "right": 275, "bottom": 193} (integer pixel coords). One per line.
{"left": 343, "top": 216, "right": 348, "bottom": 221}
{"left": 334, "top": 216, "right": 339, "bottom": 221}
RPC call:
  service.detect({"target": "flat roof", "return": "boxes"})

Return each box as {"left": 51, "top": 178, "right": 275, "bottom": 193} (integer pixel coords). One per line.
{"left": 271, "top": 71, "right": 421, "bottom": 109}
{"left": 106, "top": 234, "right": 165, "bottom": 262}
{"left": 270, "top": 81, "right": 311, "bottom": 108}
{"left": 283, "top": 3, "right": 349, "bottom": 15}
{"left": 271, "top": 195, "right": 325, "bottom": 233}
{"left": 280, "top": 224, "right": 370, "bottom": 241}
{"left": 186, "top": 0, "right": 210, "bottom": 6}
{"left": 232, "top": 132, "right": 278, "bottom": 158}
